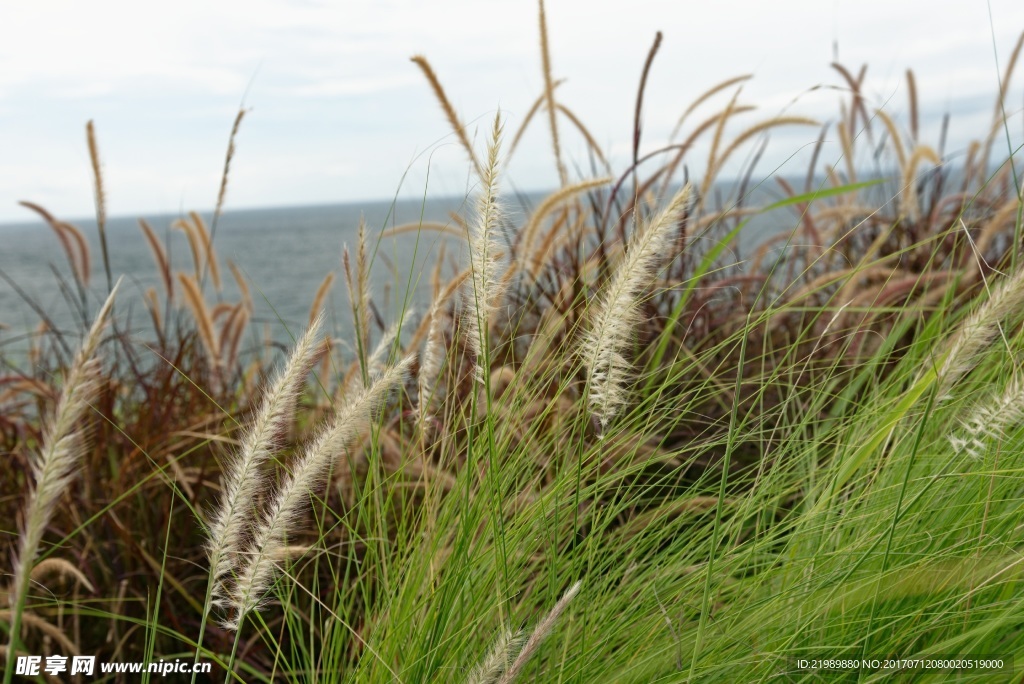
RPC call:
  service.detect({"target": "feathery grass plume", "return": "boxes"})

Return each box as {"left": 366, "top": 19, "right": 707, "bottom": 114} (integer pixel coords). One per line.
{"left": 465, "top": 629, "right": 525, "bottom": 684}
{"left": 382, "top": 220, "right": 463, "bottom": 239}
{"left": 144, "top": 287, "right": 163, "bottom": 335}
{"left": 5, "top": 281, "right": 119, "bottom": 676}
{"left": 582, "top": 184, "right": 692, "bottom": 433}
{"left": 948, "top": 374, "right": 1024, "bottom": 460}
{"left": 537, "top": 0, "right": 566, "bottom": 186}
{"left": 699, "top": 89, "right": 742, "bottom": 202}
{"left": 223, "top": 305, "right": 251, "bottom": 373}
{"left": 874, "top": 108, "right": 907, "bottom": 172}
{"left": 660, "top": 102, "right": 754, "bottom": 196}
{"left": 223, "top": 354, "right": 413, "bottom": 630}
{"left": 410, "top": 55, "right": 484, "bottom": 179}
{"left": 415, "top": 273, "right": 469, "bottom": 424}
{"left": 86, "top": 120, "right": 112, "bottom": 292}
{"left": 463, "top": 113, "right": 506, "bottom": 383}
{"left": 497, "top": 581, "right": 582, "bottom": 684}
{"left": 418, "top": 305, "right": 446, "bottom": 423}
{"left": 935, "top": 258, "right": 1024, "bottom": 398}
{"left": 206, "top": 314, "right": 325, "bottom": 608}
{"left": 980, "top": 30, "right": 1024, "bottom": 176}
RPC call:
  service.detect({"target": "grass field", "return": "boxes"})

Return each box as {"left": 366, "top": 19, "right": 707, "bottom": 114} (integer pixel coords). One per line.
{"left": 3, "top": 8, "right": 1024, "bottom": 683}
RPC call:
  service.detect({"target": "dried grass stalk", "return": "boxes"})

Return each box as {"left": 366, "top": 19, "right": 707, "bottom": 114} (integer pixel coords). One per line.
{"left": 177, "top": 272, "right": 220, "bottom": 370}
{"left": 86, "top": 120, "right": 112, "bottom": 291}
{"left": 228, "top": 260, "right": 253, "bottom": 312}
{"left": 19, "top": 202, "right": 90, "bottom": 287}
{"left": 669, "top": 74, "right": 752, "bottom": 141}
{"left": 190, "top": 211, "right": 222, "bottom": 290}
{"left": 556, "top": 103, "right": 608, "bottom": 167}
{"left": 310, "top": 273, "right": 335, "bottom": 327}
{"left": 216, "top": 109, "right": 247, "bottom": 222}
{"left": 410, "top": 55, "right": 483, "bottom": 179}
{"left": 497, "top": 581, "right": 582, "bottom": 684}
{"left": 538, "top": 0, "right": 566, "bottom": 186}
{"left": 507, "top": 79, "right": 565, "bottom": 160}
{"left": 138, "top": 219, "right": 172, "bottom": 300}
{"left": 174, "top": 218, "right": 205, "bottom": 280}
{"left": 519, "top": 176, "right": 612, "bottom": 265}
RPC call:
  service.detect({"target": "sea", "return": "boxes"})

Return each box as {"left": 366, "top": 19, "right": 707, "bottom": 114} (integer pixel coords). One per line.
{"left": 0, "top": 194, "right": 515, "bottom": 362}
{"left": 0, "top": 181, "right": 800, "bottom": 364}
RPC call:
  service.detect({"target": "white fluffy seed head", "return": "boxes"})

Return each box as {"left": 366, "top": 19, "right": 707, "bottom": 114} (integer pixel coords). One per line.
{"left": 582, "top": 185, "right": 692, "bottom": 433}
{"left": 936, "top": 263, "right": 1024, "bottom": 399}
{"left": 221, "top": 354, "right": 413, "bottom": 629}
{"left": 464, "top": 112, "right": 506, "bottom": 383}
{"left": 948, "top": 375, "right": 1024, "bottom": 460}
{"left": 10, "top": 280, "right": 120, "bottom": 617}
{"left": 497, "top": 581, "right": 582, "bottom": 684}
{"left": 206, "top": 314, "right": 325, "bottom": 607}
{"left": 466, "top": 629, "right": 525, "bottom": 684}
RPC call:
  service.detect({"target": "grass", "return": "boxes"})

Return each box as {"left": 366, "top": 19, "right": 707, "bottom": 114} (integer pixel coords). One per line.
{"left": 3, "top": 5, "right": 1024, "bottom": 682}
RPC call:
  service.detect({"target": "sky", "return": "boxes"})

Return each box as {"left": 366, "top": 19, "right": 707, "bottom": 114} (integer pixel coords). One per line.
{"left": 0, "top": 0, "right": 1023, "bottom": 224}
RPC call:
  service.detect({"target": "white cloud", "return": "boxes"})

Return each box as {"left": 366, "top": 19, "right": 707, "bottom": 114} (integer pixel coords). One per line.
{"left": 0, "top": 0, "right": 1022, "bottom": 222}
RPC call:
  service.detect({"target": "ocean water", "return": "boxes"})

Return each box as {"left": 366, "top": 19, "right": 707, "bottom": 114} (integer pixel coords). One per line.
{"left": 0, "top": 195, "right": 488, "bottom": 361}
{"left": 0, "top": 181, "right": 798, "bottom": 364}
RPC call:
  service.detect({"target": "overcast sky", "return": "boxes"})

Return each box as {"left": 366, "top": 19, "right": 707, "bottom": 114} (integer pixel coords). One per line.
{"left": 1, "top": 0, "right": 1022, "bottom": 224}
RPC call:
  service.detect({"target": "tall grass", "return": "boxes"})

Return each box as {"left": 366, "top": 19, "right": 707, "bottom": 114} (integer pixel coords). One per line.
{"left": 2, "top": 6, "right": 1024, "bottom": 683}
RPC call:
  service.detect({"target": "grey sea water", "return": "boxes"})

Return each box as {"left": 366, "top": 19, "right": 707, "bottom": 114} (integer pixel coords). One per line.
{"left": 0, "top": 180, "right": 802, "bottom": 365}
{"left": 0, "top": 195, "right": 485, "bottom": 362}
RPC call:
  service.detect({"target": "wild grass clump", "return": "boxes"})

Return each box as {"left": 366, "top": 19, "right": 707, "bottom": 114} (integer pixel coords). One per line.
{"left": 2, "top": 6, "right": 1024, "bottom": 682}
